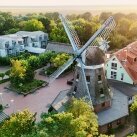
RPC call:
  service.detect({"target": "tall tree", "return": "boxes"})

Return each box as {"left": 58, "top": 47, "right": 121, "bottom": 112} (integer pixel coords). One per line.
{"left": 0, "top": 110, "right": 35, "bottom": 137}
{"left": 22, "top": 19, "right": 44, "bottom": 31}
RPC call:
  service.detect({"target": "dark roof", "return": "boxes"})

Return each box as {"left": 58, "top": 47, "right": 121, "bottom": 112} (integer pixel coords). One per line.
{"left": 98, "top": 87, "right": 129, "bottom": 126}
{"left": 0, "top": 112, "right": 9, "bottom": 123}
{"left": 108, "top": 79, "right": 137, "bottom": 97}
{"left": 86, "top": 46, "right": 105, "bottom": 65}
{"left": 46, "top": 42, "right": 74, "bottom": 54}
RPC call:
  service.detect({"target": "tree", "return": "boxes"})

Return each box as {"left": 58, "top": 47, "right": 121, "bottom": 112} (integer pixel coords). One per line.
{"left": 28, "top": 55, "right": 40, "bottom": 70}
{"left": 109, "top": 33, "right": 129, "bottom": 50}
{"left": 0, "top": 110, "right": 35, "bottom": 137}
{"left": 99, "top": 12, "right": 112, "bottom": 22}
{"left": 10, "top": 59, "right": 34, "bottom": 86}
{"left": 40, "top": 98, "right": 98, "bottom": 137}
{"left": 73, "top": 18, "right": 100, "bottom": 44}
{"left": 127, "top": 134, "right": 137, "bottom": 137}
{"left": 67, "top": 98, "right": 98, "bottom": 136}
{"left": 49, "top": 21, "right": 69, "bottom": 43}
{"left": 130, "top": 96, "right": 137, "bottom": 120}
{"left": 0, "top": 12, "right": 16, "bottom": 35}
{"left": 21, "top": 129, "right": 49, "bottom": 137}
{"left": 39, "top": 51, "right": 55, "bottom": 66}
{"left": 22, "top": 19, "right": 44, "bottom": 31}
{"left": 117, "top": 18, "right": 131, "bottom": 36}
{"left": 129, "top": 22, "right": 137, "bottom": 40}
{"left": 38, "top": 17, "right": 50, "bottom": 33}
{"left": 50, "top": 53, "right": 71, "bottom": 68}
{"left": 0, "top": 73, "right": 5, "bottom": 80}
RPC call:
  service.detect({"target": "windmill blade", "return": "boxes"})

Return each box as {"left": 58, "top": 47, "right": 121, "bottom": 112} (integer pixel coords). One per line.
{"left": 49, "top": 56, "right": 76, "bottom": 83}
{"left": 59, "top": 14, "right": 81, "bottom": 52}
{"left": 77, "top": 58, "right": 92, "bottom": 103}
{"left": 78, "top": 16, "right": 116, "bottom": 55}
{"left": 99, "top": 39, "right": 110, "bottom": 52}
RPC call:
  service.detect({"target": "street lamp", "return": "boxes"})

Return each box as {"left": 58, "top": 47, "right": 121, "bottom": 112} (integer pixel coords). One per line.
{"left": 0, "top": 92, "right": 4, "bottom": 106}
{"left": 10, "top": 99, "right": 15, "bottom": 113}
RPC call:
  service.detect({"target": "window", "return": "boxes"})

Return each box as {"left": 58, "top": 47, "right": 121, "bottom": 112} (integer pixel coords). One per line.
{"left": 100, "top": 88, "right": 104, "bottom": 97}
{"left": 121, "top": 73, "right": 124, "bottom": 80}
{"left": 128, "top": 96, "right": 132, "bottom": 101}
{"left": 74, "top": 86, "right": 77, "bottom": 92}
{"left": 98, "top": 75, "right": 102, "bottom": 81}
{"left": 77, "top": 74, "right": 79, "bottom": 79}
{"left": 18, "top": 41, "right": 23, "bottom": 45}
{"left": 86, "top": 76, "right": 90, "bottom": 82}
{"left": 101, "top": 102, "right": 105, "bottom": 107}
{"left": 111, "top": 63, "right": 117, "bottom": 70}
{"left": 111, "top": 71, "right": 117, "bottom": 79}
{"left": 117, "top": 119, "right": 121, "bottom": 125}
{"left": 100, "top": 88, "right": 104, "bottom": 94}
{"left": 107, "top": 123, "right": 112, "bottom": 129}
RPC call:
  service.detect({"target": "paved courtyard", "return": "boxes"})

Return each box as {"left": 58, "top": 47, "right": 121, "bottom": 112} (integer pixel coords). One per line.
{"left": 0, "top": 69, "right": 73, "bottom": 121}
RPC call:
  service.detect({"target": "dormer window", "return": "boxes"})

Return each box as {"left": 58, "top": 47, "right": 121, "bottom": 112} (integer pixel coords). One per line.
{"left": 111, "top": 63, "right": 117, "bottom": 70}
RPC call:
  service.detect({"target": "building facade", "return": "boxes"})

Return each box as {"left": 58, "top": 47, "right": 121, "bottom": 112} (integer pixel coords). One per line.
{"left": 106, "top": 41, "right": 137, "bottom": 85}
{"left": 0, "top": 31, "right": 48, "bottom": 57}
{"left": 0, "top": 34, "right": 24, "bottom": 57}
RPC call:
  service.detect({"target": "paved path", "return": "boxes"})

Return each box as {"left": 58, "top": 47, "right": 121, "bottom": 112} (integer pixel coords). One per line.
{"left": 0, "top": 66, "right": 10, "bottom": 73}
{"left": 0, "top": 69, "right": 72, "bottom": 121}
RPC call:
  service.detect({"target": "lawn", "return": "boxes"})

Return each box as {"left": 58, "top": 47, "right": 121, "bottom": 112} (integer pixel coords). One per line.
{"left": 8, "top": 79, "right": 48, "bottom": 95}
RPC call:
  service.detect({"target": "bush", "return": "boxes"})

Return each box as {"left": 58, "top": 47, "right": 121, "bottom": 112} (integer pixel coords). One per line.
{"left": 0, "top": 73, "right": 5, "bottom": 80}
{"left": 0, "top": 57, "right": 10, "bottom": 66}
{"left": 11, "top": 79, "right": 46, "bottom": 93}
{"left": 46, "top": 66, "right": 57, "bottom": 76}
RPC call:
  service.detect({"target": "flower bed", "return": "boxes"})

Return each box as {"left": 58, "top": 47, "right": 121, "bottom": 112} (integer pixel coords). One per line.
{"left": 5, "top": 79, "right": 48, "bottom": 96}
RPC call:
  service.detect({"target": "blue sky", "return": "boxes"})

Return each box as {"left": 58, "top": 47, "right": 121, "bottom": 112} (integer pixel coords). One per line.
{"left": 0, "top": 0, "right": 137, "bottom": 6}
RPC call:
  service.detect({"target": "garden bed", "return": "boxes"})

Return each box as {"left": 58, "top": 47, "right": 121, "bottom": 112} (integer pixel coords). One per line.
{"left": 5, "top": 79, "right": 48, "bottom": 96}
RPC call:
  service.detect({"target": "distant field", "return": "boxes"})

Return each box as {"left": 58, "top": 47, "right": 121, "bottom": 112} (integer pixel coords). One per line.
{"left": 0, "top": 6, "right": 137, "bottom": 15}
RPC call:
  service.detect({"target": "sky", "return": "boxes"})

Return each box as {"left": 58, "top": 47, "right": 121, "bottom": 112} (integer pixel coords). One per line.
{"left": 0, "top": 0, "right": 137, "bottom": 6}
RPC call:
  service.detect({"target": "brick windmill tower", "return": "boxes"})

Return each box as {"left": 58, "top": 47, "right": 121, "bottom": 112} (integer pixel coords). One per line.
{"left": 49, "top": 14, "right": 116, "bottom": 113}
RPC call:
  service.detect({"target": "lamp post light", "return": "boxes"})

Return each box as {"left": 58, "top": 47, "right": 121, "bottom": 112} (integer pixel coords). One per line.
{"left": 10, "top": 99, "right": 15, "bottom": 113}
{"left": 0, "top": 92, "right": 4, "bottom": 106}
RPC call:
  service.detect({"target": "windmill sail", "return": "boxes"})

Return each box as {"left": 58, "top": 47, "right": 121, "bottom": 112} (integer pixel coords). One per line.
{"left": 78, "top": 16, "right": 116, "bottom": 54}
{"left": 59, "top": 14, "right": 81, "bottom": 52}
{"left": 49, "top": 57, "right": 76, "bottom": 83}
{"left": 49, "top": 14, "right": 115, "bottom": 86}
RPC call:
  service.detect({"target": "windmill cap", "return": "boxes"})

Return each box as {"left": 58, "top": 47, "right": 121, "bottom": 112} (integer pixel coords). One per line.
{"left": 85, "top": 46, "right": 105, "bottom": 65}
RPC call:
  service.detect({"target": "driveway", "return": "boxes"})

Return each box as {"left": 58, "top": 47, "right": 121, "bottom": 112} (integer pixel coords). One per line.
{"left": 0, "top": 69, "right": 73, "bottom": 121}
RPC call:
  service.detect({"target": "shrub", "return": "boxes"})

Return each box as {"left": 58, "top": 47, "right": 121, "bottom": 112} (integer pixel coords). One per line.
{"left": 0, "top": 56, "right": 10, "bottom": 66}
{"left": 0, "top": 73, "right": 5, "bottom": 80}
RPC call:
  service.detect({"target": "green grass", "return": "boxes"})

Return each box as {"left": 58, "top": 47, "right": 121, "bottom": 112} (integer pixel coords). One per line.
{"left": 10, "top": 79, "right": 47, "bottom": 94}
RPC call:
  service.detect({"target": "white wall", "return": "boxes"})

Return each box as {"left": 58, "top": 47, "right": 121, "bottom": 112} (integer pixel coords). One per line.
{"left": 105, "top": 55, "right": 134, "bottom": 84}
{"left": 0, "top": 49, "right": 7, "bottom": 57}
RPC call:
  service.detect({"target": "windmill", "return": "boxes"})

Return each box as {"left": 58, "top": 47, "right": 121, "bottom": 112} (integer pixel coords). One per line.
{"left": 49, "top": 14, "right": 116, "bottom": 107}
